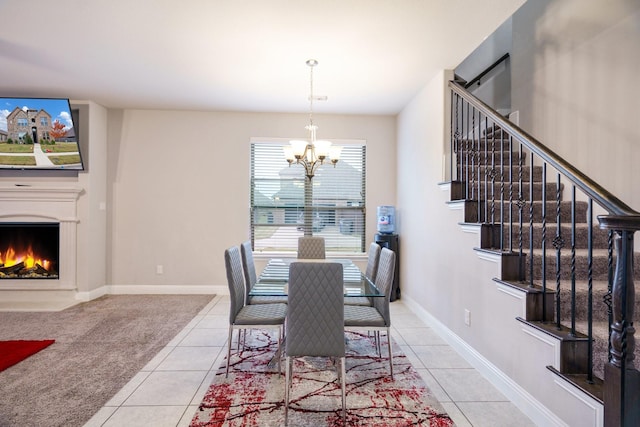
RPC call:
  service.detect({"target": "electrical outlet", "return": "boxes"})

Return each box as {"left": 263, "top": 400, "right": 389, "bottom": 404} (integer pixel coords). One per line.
{"left": 464, "top": 309, "right": 471, "bottom": 326}
{"left": 156, "top": 265, "right": 163, "bottom": 275}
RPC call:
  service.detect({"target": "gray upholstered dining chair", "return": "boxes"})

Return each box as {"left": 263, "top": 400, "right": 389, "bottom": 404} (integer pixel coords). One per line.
{"left": 345, "top": 242, "right": 381, "bottom": 307}
{"left": 285, "top": 262, "right": 346, "bottom": 425}
{"left": 240, "top": 241, "right": 288, "bottom": 305}
{"left": 364, "top": 242, "right": 382, "bottom": 282}
{"left": 297, "top": 236, "right": 326, "bottom": 259}
{"left": 224, "top": 246, "right": 287, "bottom": 378}
{"left": 344, "top": 247, "right": 396, "bottom": 379}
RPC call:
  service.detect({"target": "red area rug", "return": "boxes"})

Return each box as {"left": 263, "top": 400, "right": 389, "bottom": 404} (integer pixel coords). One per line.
{"left": 191, "top": 331, "right": 453, "bottom": 426}
{"left": 0, "top": 340, "right": 55, "bottom": 372}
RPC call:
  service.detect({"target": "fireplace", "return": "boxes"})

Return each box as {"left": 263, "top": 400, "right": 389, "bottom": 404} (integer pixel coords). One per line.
{"left": 0, "top": 223, "right": 60, "bottom": 279}
{"left": 0, "top": 185, "right": 82, "bottom": 291}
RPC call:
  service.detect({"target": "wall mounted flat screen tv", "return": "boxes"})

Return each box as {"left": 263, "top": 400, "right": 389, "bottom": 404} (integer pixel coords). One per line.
{"left": 0, "top": 97, "right": 84, "bottom": 170}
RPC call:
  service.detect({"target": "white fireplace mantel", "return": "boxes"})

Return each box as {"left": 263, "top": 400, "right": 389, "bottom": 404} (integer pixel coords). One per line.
{"left": 0, "top": 184, "right": 83, "bottom": 291}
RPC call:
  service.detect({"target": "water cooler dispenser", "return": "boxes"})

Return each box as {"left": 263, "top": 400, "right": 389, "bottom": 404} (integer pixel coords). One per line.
{"left": 374, "top": 206, "right": 400, "bottom": 301}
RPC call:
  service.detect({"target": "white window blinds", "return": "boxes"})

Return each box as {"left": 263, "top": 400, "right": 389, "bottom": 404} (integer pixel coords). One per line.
{"left": 250, "top": 141, "right": 366, "bottom": 254}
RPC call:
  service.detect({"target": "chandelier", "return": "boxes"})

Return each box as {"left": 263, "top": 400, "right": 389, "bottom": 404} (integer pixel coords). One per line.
{"left": 283, "top": 59, "right": 341, "bottom": 179}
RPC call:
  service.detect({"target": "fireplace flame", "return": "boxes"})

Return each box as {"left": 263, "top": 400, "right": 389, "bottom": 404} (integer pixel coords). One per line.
{"left": 0, "top": 245, "right": 51, "bottom": 271}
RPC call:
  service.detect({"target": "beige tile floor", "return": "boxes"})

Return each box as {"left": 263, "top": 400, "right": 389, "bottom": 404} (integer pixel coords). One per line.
{"left": 84, "top": 295, "right": 536, "bottom": 427}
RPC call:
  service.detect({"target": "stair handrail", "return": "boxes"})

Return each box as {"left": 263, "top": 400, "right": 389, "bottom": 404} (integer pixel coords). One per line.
{"left": 449, "top": 80, "right": 640, "bottom": 218}
{"left": 463, "top": 53, "right": 510, "bottom": 89}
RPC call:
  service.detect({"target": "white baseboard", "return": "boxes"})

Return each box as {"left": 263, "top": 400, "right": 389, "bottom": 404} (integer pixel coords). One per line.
{"left": 401, "top": 294, "right": 568, "bottom": 427}
{"left": 75, "top": 284, "right": 225, "bottom": 302}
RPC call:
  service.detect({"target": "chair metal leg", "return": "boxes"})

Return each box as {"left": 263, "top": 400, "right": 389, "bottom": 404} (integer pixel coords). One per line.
{"left": 284, "top": 356, "right": 291, "bottom": 426}
{"left": 226, "top": 326, "right": 233, "bottom": 378}
{"left": 340, "top": 356, "right": 346, "bottom": 424}
{"left": 277, "top": 326, "right": 282, "bottom": 377}
{"left": 386, "top": 328, "right": 393, "bottom": 380}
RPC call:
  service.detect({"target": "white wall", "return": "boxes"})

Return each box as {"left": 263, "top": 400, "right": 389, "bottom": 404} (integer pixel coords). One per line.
{"left": 511, "top": 0, "right": 640, "bottom": 211}
{"left": 456, "top": 17, "right": 513, "bottom": 112}
{"left": 106, "top": 110, "right": 396, "bottom": 289}
{"left": 74, "top": 101, "right": 108, "bottom": 296}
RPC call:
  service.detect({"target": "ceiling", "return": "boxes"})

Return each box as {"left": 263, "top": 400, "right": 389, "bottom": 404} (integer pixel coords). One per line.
{"left": 0, "top": 0, "right": 525, "bottom": 115}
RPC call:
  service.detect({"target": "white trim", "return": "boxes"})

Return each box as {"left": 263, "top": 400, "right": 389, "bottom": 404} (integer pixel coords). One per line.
{"left": 496, "top": 281, "right": 528, "bottom": 316}
{"left": 554, "top": 377, "right": 604, "bottom": 427}
{"left": 104, "top": 284, "right": 223, "bottom": 295}
{"left": 460, "top": 223, "right": 481, "bottom": 234}
{"left": 476, "top": 250, "right": 501, "bottom": 263}
{"left": 75, "top": 284, "right": 222, "bottom": 302}
{"left": 521, "top": 324, "right": 562, "bottom": 370}
{"left": 402, "top": 294, "right": 569, "bottom": 427}
{"left": 447, "top": 200, "right": 465, "bottom": 210}
{"left": 75, "top": 286, "right": 108, "bottom": 302}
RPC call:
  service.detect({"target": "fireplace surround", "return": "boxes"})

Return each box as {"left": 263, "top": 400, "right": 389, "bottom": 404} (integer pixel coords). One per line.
{"left": 0, "top": 185, "right": 82, "bottom": 290}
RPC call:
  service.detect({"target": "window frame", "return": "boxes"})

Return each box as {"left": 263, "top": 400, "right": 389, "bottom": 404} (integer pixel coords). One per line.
{"left": 250, "top": 137, "right": 367, "bottom": 255}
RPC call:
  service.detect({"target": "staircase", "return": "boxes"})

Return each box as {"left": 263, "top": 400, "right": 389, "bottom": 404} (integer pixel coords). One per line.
{"left": 457, "top": 125, "right": 640, "bottom": 381}
{"left": 448, "top": 81, "right": 640, "bottom": 426}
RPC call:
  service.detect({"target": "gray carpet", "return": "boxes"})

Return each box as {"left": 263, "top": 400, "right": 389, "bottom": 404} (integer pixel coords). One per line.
{"left": 0, "top": 294, "right": 214, "bottom": 427}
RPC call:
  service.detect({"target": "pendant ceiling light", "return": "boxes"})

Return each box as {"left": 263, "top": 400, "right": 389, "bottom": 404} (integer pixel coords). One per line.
{"left": 283, "top": 59, "right": 341, "bottom": 179}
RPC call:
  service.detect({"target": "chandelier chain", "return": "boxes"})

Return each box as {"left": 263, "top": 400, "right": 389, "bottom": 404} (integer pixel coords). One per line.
{"left": 308, "top": 60, "right": 315, "bottom": 130}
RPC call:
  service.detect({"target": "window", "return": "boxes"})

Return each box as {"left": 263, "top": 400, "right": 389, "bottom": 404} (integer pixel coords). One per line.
{"left": 251, "top": 140, "right": 366, "bottom": 254}
{"left": 40, "top": 117, "right": 48, "bottom": 126}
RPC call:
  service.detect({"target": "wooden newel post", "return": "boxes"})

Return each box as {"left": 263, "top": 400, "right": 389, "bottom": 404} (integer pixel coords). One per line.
{"left": 599, "top": 215, "right": 640, "bottom": 427}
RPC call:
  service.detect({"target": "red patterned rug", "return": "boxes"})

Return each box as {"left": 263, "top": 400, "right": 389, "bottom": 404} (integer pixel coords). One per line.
{"left": 191, "top": 331, "right": 454, "bottom": 426}
{"left": 0, "top": 339, "right": 55, "bottom": 372}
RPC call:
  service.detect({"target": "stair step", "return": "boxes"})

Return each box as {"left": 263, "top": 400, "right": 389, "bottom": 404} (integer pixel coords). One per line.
{"left": 456, "top": 137, "right": 513, "bottom": 151}
{"left": 517, "top": 317, "right": 591, "bottom": 374}
{"left": 483, "top": 126, "right": 508, "bottom": 138}
{"left": 566, "top": 320, "right": 637, "bottom": 382}
{"left": 462, "top": 200, "right": 590, "bottom": 223}
{"left": 458, "top": 164, "right": 544, "bottom": 181}
{"left": 526, "top": 279, "right": 617, "bottom": 323}
{"left": 455, "top": 150, "right": 525, "bottom": 164}
{"left": 547, "top": 367, "right": 604, "bottom": 403}
{"left": 501, "top": 223, "right": 611, "bottom": 250}
{"left": 462, "top": 181, "right": 563, "bottom": 201}
{"left": 524, "top": 249, "right": 640, "bottom": 281}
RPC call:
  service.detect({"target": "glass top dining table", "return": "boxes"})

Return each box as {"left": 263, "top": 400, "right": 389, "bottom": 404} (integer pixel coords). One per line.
{"left": 249, "top": 258, "right": 383, "bottom": 298}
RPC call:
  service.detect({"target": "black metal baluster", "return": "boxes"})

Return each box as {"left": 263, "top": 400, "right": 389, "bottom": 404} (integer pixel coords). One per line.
{"left": 499, "top": 126, "right": 505, "bottom": 251}
{"left": 528, "top": 153, "right": 535, "bottom": 288}
{"left": 554, "top": 173, "right": 564, "bottom": 329}
{"left": 517, "top": 142, "right": 525, "bottom": 280}
{"left": 490, "top": 125, "right": 496, "bottom": 226}
{"left": 473, "top": 110, "right": 482, "bottom": 223}
{"left": 454, "top": 94, "right": 461, "bottom": 183}
{"left": 450, "top": 91, "right": 455, "bottom": 182}
{"left": 570, "top": 185, "right": 577, "bottom": 336}
{"left": 541, "top": 163, "right": 547, "bottom": 322}
{"left": 587, "top": 198, "right": 594, "bottom": 383}
{"left": 464, "top": 101, "right": 469, "bottom": 200}
{"left": 471, "top": 107, "right": 477, "bottom": 203}
{"left": 508, "top": 134, "right": 514, "bottom": 253}
{"left": 605, "top": 230, "right": 613, "bottom": 361}
{"left": 483, "top": 118, "right": 489, "bottom": 224}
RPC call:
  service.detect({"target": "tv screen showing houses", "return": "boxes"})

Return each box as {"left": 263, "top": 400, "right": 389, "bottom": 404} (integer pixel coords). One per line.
{"left": 0, "top": 97, "right": 83, "bottom": 170}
